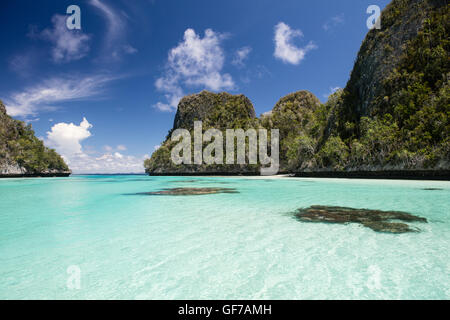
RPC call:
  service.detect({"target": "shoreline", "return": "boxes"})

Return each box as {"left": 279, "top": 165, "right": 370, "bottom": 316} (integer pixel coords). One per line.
{"left": 147, "top": 170, "right": 450, "bottom": 181}
{"left": 293, "top": 170, "right": 450, "bottom": 181}
{"left": 1, "top": 170, "right": 448, "bottom": 181}
{"left": 0, "top": 172, "right": 71, "bottom": 178}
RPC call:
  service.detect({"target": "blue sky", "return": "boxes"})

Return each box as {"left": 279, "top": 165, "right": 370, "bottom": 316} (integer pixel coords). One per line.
{"left": 0, "top": 0, "right": 390, "bottom": 173}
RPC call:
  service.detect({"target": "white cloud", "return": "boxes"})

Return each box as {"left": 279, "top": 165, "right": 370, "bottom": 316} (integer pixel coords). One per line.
{"left": 46, "top": 117, "right": 144, "bottom": 173}
{"left": 117, "top": 144, "right": 127, "bottom": 151}
{"left": 40, "top": 14, "right": 91, "bottom": 63}
{"left": 323, "top": 14, "right": 345, "bottom": 31}
{"left": 232, "top": 46, "right": 252, "bottom": 67}
{"left": 154, "top": 145, "right": 161, "bottom": 151}
{"left": 67, "top": 153, "right": 145, "bottom": 174}
{"left": 90, "top": 0, "right": 137, "bottom": 60}
{"left": 154, "top": 102, "right": 175, "bottom": 112}
{"left": 104, "top": 144, "right": 127, "bottom": 152}
{"left": 46, "top": 117, "right": 92, "bottom": 156}
{"left": 123, "top": 44, "right": 138, "bottom": 55}
{"left": 153, "top": 79, "right": 184, "bottom": 112}
{"left": 25, "top": 118, "right": 40, "bottom": 123}
{"left": 4, "top": 74, "right": 116, "bottom": 117}
{"left": 114, "top": 152, "right": 124, "bottom": 159}
{"left": 90, "top": 0, "right": 122, "bottom": 44}
{"left": 324, "top": 86, "right": 341, "bottom": 98}
{"left": 274, "top": 22, "right": 316, "bottom": 65}
{"left": 154, "top": 28, "right": 234, "bottom": 112}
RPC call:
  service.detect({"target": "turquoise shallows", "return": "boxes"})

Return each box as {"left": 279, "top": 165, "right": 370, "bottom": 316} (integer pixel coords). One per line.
{"left": 0, "top": 175, "right": 449, "bottom": 299}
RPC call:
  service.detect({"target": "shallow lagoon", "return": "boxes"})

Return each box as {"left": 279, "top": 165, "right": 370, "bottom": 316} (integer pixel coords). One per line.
{"left": 0, "top": 175, "right": 449, "bottom": 299}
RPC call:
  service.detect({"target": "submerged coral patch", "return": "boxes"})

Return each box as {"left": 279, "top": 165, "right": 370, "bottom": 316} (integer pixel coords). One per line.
{"left": 168, "top": 180, "right": 231, "bottom": 184}
{"left": 295, "top": 205, "right": 427, "bottom": 233}
{"left": 132, "top": 187, "right": 238, "bottom": 196}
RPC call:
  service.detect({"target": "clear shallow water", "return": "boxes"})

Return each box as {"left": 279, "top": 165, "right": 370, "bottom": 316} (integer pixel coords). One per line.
{"left": 0, "top": 175, "right": 449, "bottom": 300}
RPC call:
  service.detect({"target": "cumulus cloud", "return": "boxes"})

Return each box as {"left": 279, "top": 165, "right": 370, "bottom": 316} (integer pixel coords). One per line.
{"left": 154, "top": 28, "right": 234, "bottom": 112}
{"left": 232, "top": 46, "right": 252, "bottom": 67}
{"left": 46, "top": 118, "right": 144, "bottom": 173}
{"left": 273, "top": 22, "right": 316, "bottom": 65}
{"left": 4, "top": 74, "right": 117, "bottom": 117}
{"left": 46, "top": 118, "right": 92, "bottom": 156}
{"left": 39, "top": 14, "right": 91, "bottom": 63}
{"left": 66, "top": 152, "right": 145, "bottom": 174}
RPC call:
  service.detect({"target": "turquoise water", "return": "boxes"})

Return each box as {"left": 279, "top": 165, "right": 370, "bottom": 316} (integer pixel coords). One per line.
{"left": 0, "top": 175, "right": 449, "bottom": 299}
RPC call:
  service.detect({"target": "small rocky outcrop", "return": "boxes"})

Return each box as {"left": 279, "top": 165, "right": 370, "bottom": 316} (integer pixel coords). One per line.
{"left": 295, "top": 205, "right": 427, "bottom": 233}
{"left": 132, "top": 187, "right": 238, "bottom": 196}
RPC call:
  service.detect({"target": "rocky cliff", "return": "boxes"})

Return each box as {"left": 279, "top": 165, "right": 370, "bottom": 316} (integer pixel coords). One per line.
{"left": 145, "top": 91, "right": 262, "bottom": 175}
{"left": 260, "top": 90, "right": 323, "bottom": 172}
{"left": 145, "top": 0, "right": 449, "bottom": 178}
{"left": 270, "top": 0, "right": 449, "bottom": 176}
{"left": 343, "top": 0, "right": 440, "bottom": 118}
{"left": 0, "top": 101, "right": 70, "bottom": 177}
{"left": 145, "top": 90, "right": 323, "bottom": 175}
{"left": 173, "top": 91, "right": 256, "bottom": 131}
{"left": 317, "top": 0, "right": 449, "bottom": 173}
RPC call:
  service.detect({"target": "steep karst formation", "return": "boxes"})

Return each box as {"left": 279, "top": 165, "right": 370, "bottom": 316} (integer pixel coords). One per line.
{"left": 145, "top": 0, "right": 449, "bottom": 177}
{"left": 0, "top": 101, "right": 70, "bottom": 177}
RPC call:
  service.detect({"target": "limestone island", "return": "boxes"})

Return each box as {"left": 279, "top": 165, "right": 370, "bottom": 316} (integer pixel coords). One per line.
{"left": 0, "top": 101, "right": 70, "bottom": 178}
{"left": 145, "top": 0, "right": 449, "bottom": 180}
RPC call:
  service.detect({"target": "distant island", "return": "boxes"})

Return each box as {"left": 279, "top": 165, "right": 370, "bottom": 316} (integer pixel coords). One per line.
{"left": 145, "top": 0, "right": 449, "bottom": 180}
{"left": 0, "top": 101, "right": 70, "bottom": 178}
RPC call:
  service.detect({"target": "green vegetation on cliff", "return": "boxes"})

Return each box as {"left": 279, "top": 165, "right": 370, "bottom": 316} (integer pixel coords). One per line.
{"left": 145, "top": 0, "right": 449, "bottom": 175}
{"left": 0, "top": 101, "right": 69, "bottom": 175}
{"left": 145, "top": 91, "right": 261, "bottom": 174}
{"left": 261, "top": 90, "right": 325, "bottom": 171}
{"left": 325, "top": 0, "right": 449, "bottom": 170}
